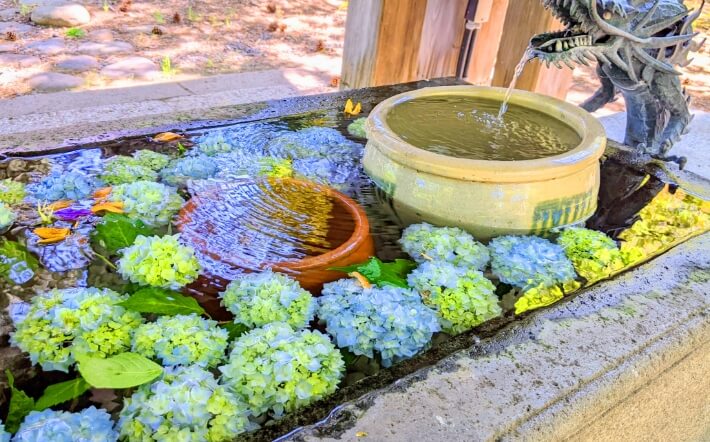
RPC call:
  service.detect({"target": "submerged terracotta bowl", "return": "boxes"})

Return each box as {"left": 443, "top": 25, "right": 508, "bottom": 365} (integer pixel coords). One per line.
{"left": 176, "top": 178, "right": 375, "bottom": 319}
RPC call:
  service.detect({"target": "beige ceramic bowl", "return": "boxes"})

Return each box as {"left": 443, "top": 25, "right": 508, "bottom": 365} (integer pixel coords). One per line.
{"left": 363, "top": 85, "right": 607, "bottom": 240}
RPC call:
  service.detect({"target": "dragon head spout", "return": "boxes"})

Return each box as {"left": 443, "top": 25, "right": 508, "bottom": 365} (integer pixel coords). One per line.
{"left": 530, "top": 0, "right": 703, "bottom": 80}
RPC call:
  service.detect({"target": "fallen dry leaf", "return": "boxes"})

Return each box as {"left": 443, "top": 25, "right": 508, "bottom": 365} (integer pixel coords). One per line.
{"left": 93, "top": 187, "right": 113, "bottom": 200}
{"left": 153, "top": 132, "right": 183, "bottom": 142}
{"left": 344, "top": 98, "right": 362, "bottom": 116}
{"left": 34, "top": 227, "right": 71, "bottom": 244}
{"left": 47, "top": 200, "right": 73, "bottom": 211}
{"left": 91, "top": 201, "right": 124, "bottom": 214}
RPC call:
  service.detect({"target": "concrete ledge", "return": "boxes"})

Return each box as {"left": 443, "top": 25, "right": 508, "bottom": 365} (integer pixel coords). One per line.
{"left": 288, "top": 234, "right": 709, "bottom": 442}
{"left": 0, "top": 68, "right": 333, "bottom": 151}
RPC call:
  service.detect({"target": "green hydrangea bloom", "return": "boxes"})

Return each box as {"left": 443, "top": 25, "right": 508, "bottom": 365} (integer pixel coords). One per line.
{"left": 257, "top": 157, "right": 294, "bottom": 178}
{"left": 220, "top": 323, "right": 344, "bottom": 416}
{"left": 117, "top": 234, "right": 200, "bottom": 290}
{"left": 513, "top": 280, "right": 581, "bottom": 315}
{"left": 0, "top": 179, "right": 26, "bottom": 205}
{"left": 219, "top": 271, "right": 315, "bottom": 330}
{"left": 10, "top": 287, "right": 143, "bottom": 372}
{"left": 400, "top": 223, "right": 490, "bottom": 270}
{"left": 557, "top": 227, "right": 625, "bottom": 283}
{"left": 132, "top": 314, "right": 229, "bottom": 367}
{"left": 101, "top": 156, "right": 159, "bottom": 185}
{"left": 0, "top": 202, "right": 16, "bottom": 232}
{"left": 119, "top": 365, "right": 254, "bottom": 442}
{"left": 133, "top": 149, "right": 171, "bottom": 171}
{"left": 347, "top": 117, "right": 367, "bottom": 138}
{"left": 109, "top": 181, "right": 184, "bottom": 227}
{"left": 408, "top": 261, "right": 501, "bottom": 335}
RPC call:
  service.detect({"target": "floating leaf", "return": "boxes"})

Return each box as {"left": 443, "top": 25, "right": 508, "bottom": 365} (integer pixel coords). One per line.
{"left": 344, "top": 98, "right": 362, "bottom": 116}
{"left": 219, "top": 321, "right": 250, "bottom": 341}
{"left": 119, "top": 287, "right": 205, "bottom": 316}
{"left": 330, "top": 257, "right": 416, "bottom": 288}
{"left": 33, "top": 227, "right": 71, "bottom": 244}
{"left": 153, "top": 132, "right": 183, "bottom": 142}
{"left": 5, "top": 369, "right": 35, "bottom": 433}
{"left": 91, "top": 213, "right": 154, "bottom": 255}
{"left": 0, "top": 239, "right": 38, "bottom": 284}
{"left": 47, "top": 200, "right": 74, "bottom": 211}
{"left": 91, "top": 201, "right": 124, "bottom": 214}
{"left": 93, "top": 187, "right": 113, "bottom": 200}
{"left": 34, "top": 377, "right": 90, "bottom": 411}
{"left": 77, "top": 352, "right": 163, "bottom": 389}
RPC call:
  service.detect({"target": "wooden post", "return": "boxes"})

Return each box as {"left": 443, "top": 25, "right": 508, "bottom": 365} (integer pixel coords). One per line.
{"left": 465, "top": 0, "right": 510, "bottom": 85}
{"left": 340, "top": 0, "right": 573, "bottom": 100}
{"left": 341, "top": 0, "right": 465, "bottom": 89}
{"left": 490, "top": 0, "right": 572, "bottom": 99}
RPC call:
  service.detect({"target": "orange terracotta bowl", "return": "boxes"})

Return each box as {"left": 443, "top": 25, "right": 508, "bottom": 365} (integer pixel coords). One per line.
{"left": 176, "top": 178, "right": 375, "bottom": 319}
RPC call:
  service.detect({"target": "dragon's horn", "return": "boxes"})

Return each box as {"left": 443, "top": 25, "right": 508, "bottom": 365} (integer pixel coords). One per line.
{"left": 638, "top": 10, "right": 692, "bottom": 37}
{"left": 590, "top": 0, "right": 649, "bottom": 43}
{"left": 634, "top": 0, "right": 661, "bottom": 30}
{"left": 639, "top": 32, "right": 698, "bottom": 49}
{"left": 632, "top": 47, "right": 681, "bottom": 75}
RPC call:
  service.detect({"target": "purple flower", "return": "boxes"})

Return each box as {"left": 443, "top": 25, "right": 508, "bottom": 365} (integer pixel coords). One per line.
{"left": 54, "top": 207, "right": 93, "bottom": 222}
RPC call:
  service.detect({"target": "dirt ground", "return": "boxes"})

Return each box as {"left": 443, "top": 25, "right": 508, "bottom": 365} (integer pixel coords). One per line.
{"left": 0, "top": 0, "right": 707, "bottom": 111}
{"left": 0, "top": 0, "right": 347, "bottom": 98}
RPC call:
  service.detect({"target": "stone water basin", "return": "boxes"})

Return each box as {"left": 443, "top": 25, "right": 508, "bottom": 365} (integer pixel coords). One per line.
{"left": 364, "top": 85, "right": 607, "bottom": 240}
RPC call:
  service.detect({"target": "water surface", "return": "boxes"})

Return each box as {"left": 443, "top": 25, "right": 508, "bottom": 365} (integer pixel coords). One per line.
{"left": 387, "top": 96, "right": 581, "bottom": 161}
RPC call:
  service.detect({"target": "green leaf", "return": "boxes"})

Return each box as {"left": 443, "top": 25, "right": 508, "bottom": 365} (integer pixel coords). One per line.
{"left": 0, "top": 239, "right": 38, "bottom": 285}
{"left": 219, "top": 322, "right": 250, "bottom": 341}
{"left": 77, "top": 353, "right": 163, "bottom": 389}
{"left": 34, "top": 377, "right": 90, "bottom": 411}
{"left": 90, "top": 213, "right": 154, "bottom": 255}
{"left": 330, "top": 257, "right": 416, "bottom": 288}
{"left": 5, "top": 369, "right": 35, "bottom": 433}
{"left": 118, "top": 287, "right": 206, "bottom": 316}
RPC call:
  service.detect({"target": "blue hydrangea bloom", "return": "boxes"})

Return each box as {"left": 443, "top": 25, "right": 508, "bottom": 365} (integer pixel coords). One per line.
{"left": 219, "top": 270, "right": 315, "bottom": 330}
{"left": 193, "top": 131, "right": 234, "bottom": 156}
{"left": 0, "top": 422, "right": 9, "bottom": 442}
{"left": 488, "top": 235, "right": 577, "bottom": 290}
{"left": 160, "top": 155, "right": 219, "bottom": 186}
{"left": 28, "top": 171, "right": 101, "bottom": 201}
{"left": 119, "top": 365, "right": 254, "bottom": 441}
{"left": 400, "top": 223, "right": 490, "bottom": 269}
{"left": 265, "top": 127, "right": 363, "bottom": 191}
{"left": 408, "top": 261, "right": 501, "bottom": 335}
{"left": 219, "top": 323, "right": 344, "bottom": 417}
{"left": 132, "top": 314, "right": 229, "bottom": 368}
{"left": 13, "top": 407, "right": 118, "bottom": 442}
{"left": 318, "top": 278, "right": 440, "bottom": 367}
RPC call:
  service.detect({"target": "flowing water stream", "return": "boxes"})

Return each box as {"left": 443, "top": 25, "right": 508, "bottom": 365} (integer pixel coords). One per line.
{"left": 498, "top": 47, "right": 534, "bottom": 119}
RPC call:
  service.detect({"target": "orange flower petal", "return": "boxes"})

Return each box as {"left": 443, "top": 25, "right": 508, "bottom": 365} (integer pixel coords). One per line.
{"left": 34, "top": 227, "right": 71, "bottom": 239}
{"left": 47, "top": 200, "right": 73, "bottom": 211}
{"left": 91, "top": 201, "right": 125, "bottom": 214}
{"left": 38, "top": 236, "right": 69, "bottom": 244}
{"left": 349, "top": 271, "right": 372, "bottom": 289}
{"left": 153, "top": 132, "right": 183, "bottom": 142}
{"left": 93, "top": 187, "right": 113, "bottom": 199}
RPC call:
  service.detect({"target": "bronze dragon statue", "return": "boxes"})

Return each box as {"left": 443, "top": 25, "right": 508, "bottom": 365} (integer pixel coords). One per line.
{"left": 529, "top": 0, "right": 705, "bottom": 166}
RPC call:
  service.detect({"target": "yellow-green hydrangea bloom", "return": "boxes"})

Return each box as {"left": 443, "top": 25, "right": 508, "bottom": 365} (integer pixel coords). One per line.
{"left": 117, "top": 235, "right": 200, "bottom": 290}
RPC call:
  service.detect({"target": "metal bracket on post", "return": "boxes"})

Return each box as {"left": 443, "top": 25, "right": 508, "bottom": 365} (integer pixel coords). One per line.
{"left": 456, "top": 0, "right": 494, "bottom": 79}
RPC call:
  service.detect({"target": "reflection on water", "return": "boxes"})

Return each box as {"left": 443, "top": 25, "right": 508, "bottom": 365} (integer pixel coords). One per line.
{"left": 387, "top": 96, "right": 581, "bottom": 161}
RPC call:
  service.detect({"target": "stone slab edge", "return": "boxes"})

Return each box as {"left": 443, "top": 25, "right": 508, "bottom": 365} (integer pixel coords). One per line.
{"left": 282, "top": 234, "right": 709, "bottom": 442}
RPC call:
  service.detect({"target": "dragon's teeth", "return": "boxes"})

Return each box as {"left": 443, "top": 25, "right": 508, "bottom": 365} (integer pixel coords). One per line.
{"left": 556, "top": 41, "right": 563, "bottom": 52}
